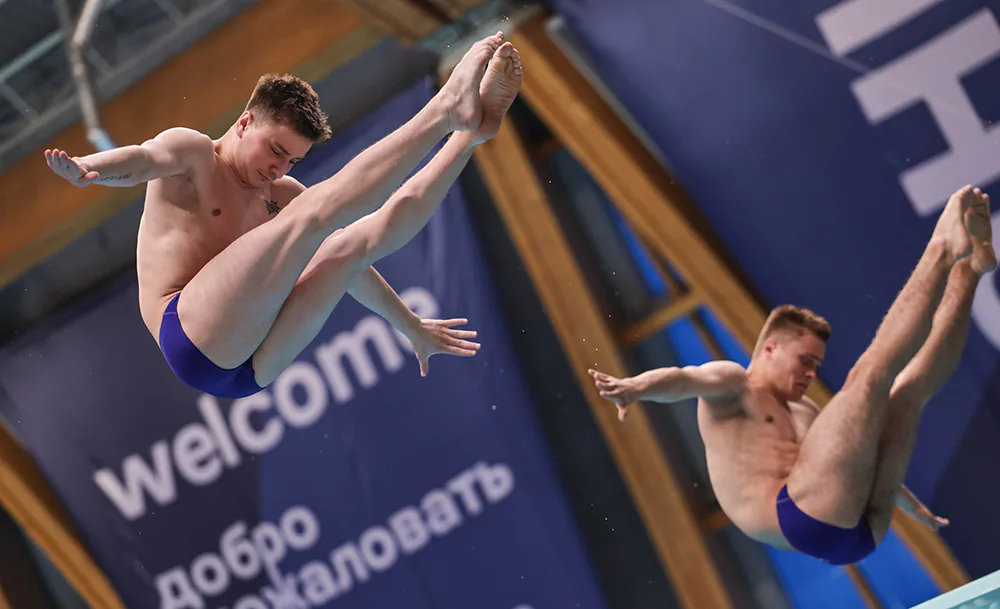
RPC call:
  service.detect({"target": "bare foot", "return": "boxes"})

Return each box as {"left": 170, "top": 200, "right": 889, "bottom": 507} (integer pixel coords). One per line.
{"left": 932, "top": 185, "right": 974, "bottom": 263}
{"left": 472, "top": 41, "right": 522, "bottom": 144}
{"left": 966, "top": 187, "right": 997, "bottom": 274}
{"left": 437, "top": 32, "right": 505, "bottom": 132}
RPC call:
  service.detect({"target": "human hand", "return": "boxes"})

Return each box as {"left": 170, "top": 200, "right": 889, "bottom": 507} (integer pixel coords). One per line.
{"left": 588, "top": 368, "right": 641, "bottom": 421}
{"left": 409, "top": 318, "right": 480, "bottom": 377}
{"left": 45, "top": 148, "right": 99, "bottom": 187}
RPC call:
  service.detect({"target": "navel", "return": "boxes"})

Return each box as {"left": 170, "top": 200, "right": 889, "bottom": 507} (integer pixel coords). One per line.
{"left": 212, "top": 209, "right": 222, "bottom": 217}
{"left": 765, "top": 415, "right": 774, "bottom": 423}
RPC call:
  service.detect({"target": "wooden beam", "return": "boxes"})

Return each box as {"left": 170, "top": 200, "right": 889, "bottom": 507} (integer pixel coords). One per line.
{"left": 622, "top": 291, "right": 703, "bottom": 347}
{"left": 0, "top": 0, "right": 368, "bottom": 292}
{"left": 891, "top": 510, "right": 969, "bottom": 590}
{"left": 845, "top": 565, "right": 884, "bottom": 609}
{"left": 699, "top": 507, "right": 732, "bottom": 535}
{"left": 510, "top": 18, "right": 765, "bottom": 358}
{"left": 424, "top": 0, "right": 482, "bottom": 20}
{"left": 0, "top": 422, "right": 124, "bottom": 608}
{"left": 333, "top": 0, "right": 443, "bottom": 44}
{"left": 510, "top": 14, "right": 969, "bottom": 593}
{"left": 473, "top": 117, "right": 735, "bottom": 609}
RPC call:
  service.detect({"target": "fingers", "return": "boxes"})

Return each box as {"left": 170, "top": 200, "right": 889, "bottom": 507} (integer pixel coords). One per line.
{"left": 419, "top": 357, "right": 429, "bottom": 377}
{"left": 445, "top": 334, "right": 480, "bottom": 350}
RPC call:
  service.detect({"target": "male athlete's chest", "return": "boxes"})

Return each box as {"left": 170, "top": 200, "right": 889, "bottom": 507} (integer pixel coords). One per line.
{"left": 741, "top": 390, "right": 800, "bottom": 442}
{"left": 201, "top": 173, "right": 283, "bottom": 235}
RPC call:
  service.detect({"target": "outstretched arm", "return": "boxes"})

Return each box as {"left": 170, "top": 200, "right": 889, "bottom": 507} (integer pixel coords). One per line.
{"left": 588, "top": 360, "right": 747, "bottom": 421}
{"left": 347, "top": 266, "right": 480, "bottom": 376}
{"left": 45, "top": 127, "right": 213, "bottom": 188}
{"left": 896, "top": 484, "right": 949, "bottom": 531}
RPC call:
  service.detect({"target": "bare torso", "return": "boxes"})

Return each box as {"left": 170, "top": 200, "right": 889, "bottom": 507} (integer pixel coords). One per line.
{"left": 698, "top": 387, "right": 819, "bottom": 549}
{"left": 134, "top": 139, "right": 299, "bottom": 342}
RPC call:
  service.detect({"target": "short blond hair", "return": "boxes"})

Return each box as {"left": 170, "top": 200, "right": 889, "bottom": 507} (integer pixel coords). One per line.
{"left": 752, "top": 304, "right": 831, "bottom": 357}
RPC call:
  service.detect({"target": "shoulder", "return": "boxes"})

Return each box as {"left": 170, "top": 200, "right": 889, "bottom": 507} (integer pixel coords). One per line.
{"left": 142, "top": 127, "right": 215, "bottom": 178}
{"left": 694, "top": 360, "right": 749, "bottom": 391}
{"left": 270, "top": 175, "right": 307, "bottom": 204}
{"left": 147, "top": 127, "right": 214, "bottom": 151}
{"left": 798, "top": 395, "right": 822, "bottom": 415}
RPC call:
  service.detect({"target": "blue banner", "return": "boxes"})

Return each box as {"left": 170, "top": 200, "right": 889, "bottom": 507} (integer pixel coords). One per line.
{"left": 544, "top": 0, "right": 1000, "bottom": 578}
{"left": 0, "top": 78, "right": 607, "bottom": 609}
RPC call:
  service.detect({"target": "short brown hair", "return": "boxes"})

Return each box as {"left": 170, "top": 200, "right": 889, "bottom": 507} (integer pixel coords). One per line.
{"left": 753, "top": 304, "right": 831, "bottom": 357}
{"left": 245, "top": 74, "right": 332, "bottom": 143}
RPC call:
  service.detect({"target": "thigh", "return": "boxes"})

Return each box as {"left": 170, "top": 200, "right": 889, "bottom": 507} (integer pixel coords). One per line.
{"left": 177, "top": 211, "right": 326, "bottom": 369}
{"left": 250, "top": 226, "right": 372, "bottom": 386}
{"left": 786, "top": 382, "right": 888, "bottom": 529}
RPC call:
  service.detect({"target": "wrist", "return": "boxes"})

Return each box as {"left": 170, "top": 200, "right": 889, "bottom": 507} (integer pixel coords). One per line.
{"left": 629, "top": 373, "right": 650, "bottom": 399}
{"left": 400, "top": 311, "right": 422, "bottom": 340}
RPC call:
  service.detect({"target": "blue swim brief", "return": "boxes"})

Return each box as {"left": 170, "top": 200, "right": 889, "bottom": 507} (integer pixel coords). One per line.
{"left": 776, "top": 485, "right": 876, "bottom": 565}
{"left": 158, "top": 292, "right": 264, "bottom": 399}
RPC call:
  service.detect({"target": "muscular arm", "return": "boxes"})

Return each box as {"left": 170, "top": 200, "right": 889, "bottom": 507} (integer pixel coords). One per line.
{"left": 589, "top": 361, "right": 747, "bottom": 420}
{"left": 347, "top": 266, "right": 421, "bottom": 338}
{"left": 46, "top": 127, "right": 212, "bottom": 188}
{"left": 632, "top": 361, "right": 748, "bottom": 403}
{"left": 896, "top": 484, "right": 949, "bottom": 530}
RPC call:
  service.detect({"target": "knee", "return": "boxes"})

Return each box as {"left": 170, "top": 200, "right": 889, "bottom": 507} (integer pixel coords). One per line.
{"left": 282, "top": 207, "right": 327, "bottom": 245}
{"left": 844, "top": 358, "right": 893, "bottom": 396}
{"left": 320, "top": 231, "right": 373, "bottom": 275}
{"left": 888, "top": 380, "right": 926, "bottom": 412}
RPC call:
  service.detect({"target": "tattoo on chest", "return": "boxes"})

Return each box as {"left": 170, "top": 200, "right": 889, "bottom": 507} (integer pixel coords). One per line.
{"left": 265, "top": 199, "right": 282, "bottom": 215}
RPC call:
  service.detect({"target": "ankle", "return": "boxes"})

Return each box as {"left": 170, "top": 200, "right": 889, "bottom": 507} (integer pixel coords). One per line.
{"left": 925, "top": 236, "right": 962, "bottom": 267}
{"left": 423, "top": 95, "right": 457, "bottom": 137}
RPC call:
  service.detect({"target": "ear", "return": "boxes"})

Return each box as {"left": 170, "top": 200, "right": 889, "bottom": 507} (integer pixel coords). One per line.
{"left": 235, "top": 111, "right": 253, "bottom": 137}
{"left": 763, "top": 338, "right": 777, "bottom": 357}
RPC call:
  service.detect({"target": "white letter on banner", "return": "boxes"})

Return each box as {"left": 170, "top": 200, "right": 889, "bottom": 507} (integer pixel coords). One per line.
{"left": 477, "top": 462, "right": 515, "bottom": 503}
{"left": 233, "top": 596, "right": 268, "bottom": 609}
{"left": 299, "top": 561, "right": 339, "bottom": 605}
{"left": 220, "top": 523, "right": 262, "bottom": 580}
{"left": 447, "top": 468, "right": 483, "bottom": 516}
{"left": 197, "top": 394, "right": 241, "bottom": 467}
{"left": 329, "top": 544, "right": 370, "bottom": 593}
{"left": 252, "top": 522, "right": 286, "bottom": 572}
{"left": 230, "top": 393, "right": 284, "bottom": 455}
{"left": 273, "top": 362, "right": 328, "bottom": 428}
{"left": 359, "top": 526, "right": 399, "bottom": 572}
{"left": 421, "top": 489, "right": 463, "bottom": 535}
{"left": 94, "top": 441, "right": 176, "bottom": 521}
{"left": 189, "top": 553, "right": 230, "bottom": 597}
{"left": 389, "top": 507, "right": 430, "bottom": 554}
{"left": 156, "top": 567, "right": 204, "bottom": 609}
{"left": 850, "top": 9, "right": 1000, "bottom": 215}
{"left": 816, "top": 0, "right": 946, "bottom": 57}
{"left": 173, "top": 424, "right": 223, "bottom": 487}
{"left": 281, "top": 506, "right": 320, "bottom": 551}
{"left": 314, "top": 317, "right": 405, "bottom": 403}
{"left": 261, "top": 574, "right": 308, "bottom": 609}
